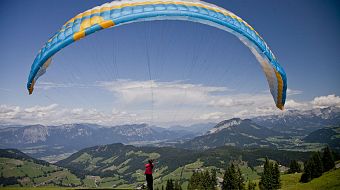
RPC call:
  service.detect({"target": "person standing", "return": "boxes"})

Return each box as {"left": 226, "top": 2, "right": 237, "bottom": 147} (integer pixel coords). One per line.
{"left": 145, "top": 159, "right": 154, "bottom": 190}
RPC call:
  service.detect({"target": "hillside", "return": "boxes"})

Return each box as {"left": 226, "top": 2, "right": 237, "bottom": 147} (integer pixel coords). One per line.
{"left": 178, "top": 117, "right": 340, "bottom": 152}
{"left": 179, "top": 118, "right": 280, "bottom": 149}
{"left": 56, "top": 143, "right": 198, "bottom": 180}
{"left": 0, "top": 149, "right": 48, "bottom": 166}
{"left": 1, "top": 145, "right": 336, "bottom": 189}
{"left": 253, "top": 106, "right": 340, "bottom": 136}
{"left": 0, "top": 123, "right": 198, "bottom": 161}
{"left": 0, "top": 149, "right": 81, "bottom": 187}
{"left": 1, "top": 167, "right": 339, "bottom": 190}
{"left": 250, "top": 167, "right": 340, "bottom": 190}
{"left": 303, "top": 125, "right": 340, "bottom": 152}
{"left": 280, "top": 168, "right": 340, "bottom": 190}
{"left": 55, "top": 143, "right": 312, "bottom": 188}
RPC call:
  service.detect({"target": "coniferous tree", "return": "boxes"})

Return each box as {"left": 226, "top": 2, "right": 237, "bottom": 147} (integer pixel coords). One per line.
{"left": 300, "top": 152, "right": 324, "bottom": 183}
{"left": 259, "top": 158, "right": 281, "bottom": 190}
{"left": 188, "top": 170, "right": 216, "bottom": 190}
{"left": 174, "top": 180, "right": 182, "bottom": 190}
{"left": 211, "top": 169, "right": 217, "bottom": 188}
{"left": 236, "top": 166, "right": 245, "bottom": 190}
{"left": 288, "top": 160, "right": 301, "bottom": 174}
{"left": 300, "top": 160, "right": 313, "bottom": 183}
{"left": 247, "top": 181, "right": 256, "bottom": 190}
{"left": 197, "top": 172, "right": 203, "bottom": 189}
{"left": 187, "top": 171, "right": 199, "bottom": 190}
{"left": 195, "top": 171, "right": 203, "bottom": 189}
{"left": 166, "top": 179, "right": 174, "bottom": 190}
{"left": 187, "top": 172, "right": 193, "bottom": 190}
{"left": 311, "top": 152, "right": 323, "bottom": 178}
{"left": 187, "top": 180, "right": 192, "bottom": 190}
{"left": 259, "top": 157, "right": 272, "bottom": 190}
{"left": 202, "top": 170, "right": 209, "bottom": 189}
{"left": 322, "top": 146, "right": 335, "bottom": 172}
{"left": 272, "top": 162, "right": 281, "bottom": 189}
{"left": 199, "top": 172, "right": 206, "bottom": 189}
{"left": 222, "top": 163, "right": 238, "bottom": 190}
{"left": 203, "top": 170, "right": 213, "bottom": 189}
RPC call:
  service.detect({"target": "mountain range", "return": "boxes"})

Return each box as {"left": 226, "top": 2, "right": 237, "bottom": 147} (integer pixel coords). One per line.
{"left": 179, "top": 107, "right": 340, "bottom": 151}
{"left": 179, "top": 118, "right": 280, "bottom": 149}
{"left": 0, "top": 106, "right": 339, "bottom": 162}
{"left": 253, "top": 106, "right": 340, "bottom": 136}
{"left": 303, "top": 125, "right": 340, "bottom": 152}
{"left": 0, "top": 123, "right": 213, "bottom": 161}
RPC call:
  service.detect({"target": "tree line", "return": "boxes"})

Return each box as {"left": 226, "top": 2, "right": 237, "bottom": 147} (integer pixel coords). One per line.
{"left": 160, "top": 146, "right": 336, "bottom": 190}
{"left": 258, "top": 157, "right": 281, "bottom": 190}
{"left": 162, "top": 159, "right": 280, "bottom": 190}
{"left": 155, "top": 179, "right": 182, "bottom": 190}
{"left": 300, "top": 146, "right": 335, "bottom": 183}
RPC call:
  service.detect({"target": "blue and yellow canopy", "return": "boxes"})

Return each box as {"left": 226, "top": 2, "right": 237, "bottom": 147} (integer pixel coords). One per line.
{"left": 27, "top": 0, "right": 287, "bottom": 109}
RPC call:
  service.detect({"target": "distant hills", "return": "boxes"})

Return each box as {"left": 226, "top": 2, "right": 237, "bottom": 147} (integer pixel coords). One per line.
{"left": 0, "top": 149, "right": 81, "bottom": 187}
{"left": 253, "top": 106, "right": 340, "bottom": 136}
{"left": 178, "top": 106, "right": 340, "bottom": 151}
{"left": 303, "top": 125, "right": 340, "bottom": 152}
{"left": 167, "top": 122, "right": 216, "bottom": 136}
{"left": 0, "top": 106, "right": 339, "bottom": 162}
{"left": 179, "top": 118, "right": 280, "bottom": 149}
{"left": 0, "top": 123, "right": 180, "bottom": 148}
{"left": 179, "top": 116, "right": 339, "bottom": 152}
{"left": 0, "top": 123, "right": 209, "bottom": 161}
{"left": 0, "top": 149, "right": 48, "bottom": 166}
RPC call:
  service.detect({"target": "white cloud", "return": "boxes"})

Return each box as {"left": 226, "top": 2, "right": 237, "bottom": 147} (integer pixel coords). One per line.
{"left": 24, "top": 104, "right": 58, "bottom": 113}
{"left": 312, "top": 94, "right": 340, "bottom": 108}
{"left": 284, "top": 100, "right": 309, "bottom": 110}
{"left": 2, "top": 80, "right": 339, "bottom": 126}
{"left": 287, "top": 88, "right": 303, "bottom": 96}
{"left": 36, "top": 82, "right": 92, "bottom": 90}
{"left": 0, "top": 104, "right": 138, "bottom": 126}
{"left": 196, "top": 112, "right": 227, "bottom": 120}
{"left": 98, "top": 80, "right": 229, "bottom": 107}
{"left": 0, "top": 105, "right": 20, "bottom": 119}
{"left": 232, "top": 109, "right": 250, "bottom": 118}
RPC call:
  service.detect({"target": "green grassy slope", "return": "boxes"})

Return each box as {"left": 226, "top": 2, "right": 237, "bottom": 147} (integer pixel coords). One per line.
{"left": 0, "top": 157, "right": 81, "bottom": 187}
{"left": 1, "top": 169, "right": 339, "bottom": 190}
{"left": 281, "top": 168, "right": 340, "bottom": 190}
{"left": 0, "top": 188, "right": 133, "bottom": 190}
{"left": 252, "top": 167, "right": 340, "bottom": 190}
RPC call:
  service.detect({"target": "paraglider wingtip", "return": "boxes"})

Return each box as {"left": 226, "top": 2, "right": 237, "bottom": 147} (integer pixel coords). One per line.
{"left": 277, "top": 104, "right": 284, "bottom": 110}
{"left": 28, "top": 80, "right": 35, "bottom": 95}
{"left": 28, "top": 87, "right": 33, "bottom": 95}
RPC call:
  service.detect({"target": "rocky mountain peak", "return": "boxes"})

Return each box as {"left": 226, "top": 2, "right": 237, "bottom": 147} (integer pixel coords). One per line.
{"left": 22, "top": 125, "right": 49, "bottom": 143}
{"left": 207, "top": 118, "right": 243, "bottom": 134}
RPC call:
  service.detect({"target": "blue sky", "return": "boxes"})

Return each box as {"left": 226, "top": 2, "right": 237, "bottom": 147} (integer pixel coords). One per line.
{"left": 0, "top": 0, "right": 339, "bottom": 126}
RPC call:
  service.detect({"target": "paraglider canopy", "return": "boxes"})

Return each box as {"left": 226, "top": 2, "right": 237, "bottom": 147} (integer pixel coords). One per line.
{"left": 27, "top": 0, "right": 287, "bottom": 110}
